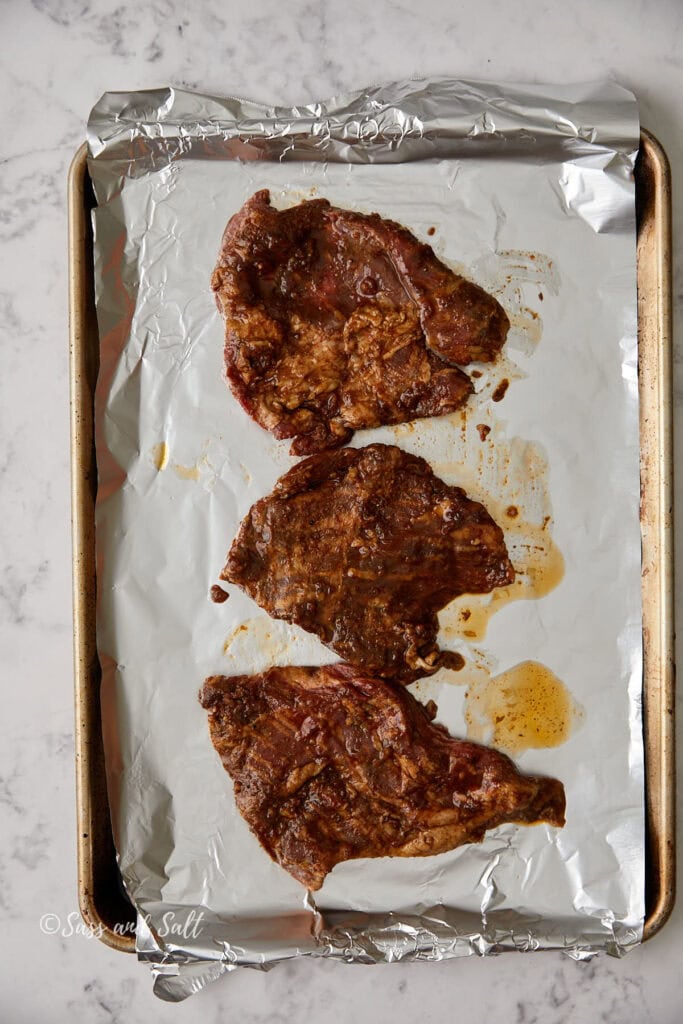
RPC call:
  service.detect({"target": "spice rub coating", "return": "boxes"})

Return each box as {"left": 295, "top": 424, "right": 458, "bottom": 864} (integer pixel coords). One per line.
{"left": 212, "top": 190, "right": 509, "bottom": 455}
{"left": 199, "top": 665, "right": 566, "bottom": 890}
{"left": 222, "top": 444, "right": 514, "bottom": 683}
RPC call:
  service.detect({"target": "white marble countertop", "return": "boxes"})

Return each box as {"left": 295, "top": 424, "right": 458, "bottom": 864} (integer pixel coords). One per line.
{"left": 1, "top": 0, "right": 680, "bottom": 1019}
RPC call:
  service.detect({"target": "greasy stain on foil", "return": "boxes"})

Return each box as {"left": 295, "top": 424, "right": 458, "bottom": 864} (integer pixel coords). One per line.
{"left": 435, "top": 248, "right": 559, "bottom": 362}
{"left": 170, "top": 441, "right": 218, "bottom": 487}
{"left": 463, "top": 660, "right": 584, "bottom": 755}
{"left": 395, "top": 404, "right": 565, "bottom": 644}
{"left": 223, "top": 617, "right": 298, "bottom": 669}
{"left": 473, "top": 249, "right": 560, "bottom": 359}
{"left": 151, "top": 442, "right": 169, "bottom": 471}
{"left": 442, "top": 512, "right": 565, "bottom": 643}
{"left": 173, "top": 461, "right": 202, "bottom": 481}
{"left": 276, "top": 185, "right": 322, "bottom": 207}
{"left": 388, "top": 245, "right": 564, "bottom": 646}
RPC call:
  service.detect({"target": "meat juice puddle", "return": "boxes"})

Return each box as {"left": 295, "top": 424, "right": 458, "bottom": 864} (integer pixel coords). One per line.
{"left": 463, "top": 661, "right": 584, "bottom": 756}
{"left": 410, "top": 657, "right": 582, "bottom": 758}
{"left": 441, "top": 512, "right": 565, "bottom": 643}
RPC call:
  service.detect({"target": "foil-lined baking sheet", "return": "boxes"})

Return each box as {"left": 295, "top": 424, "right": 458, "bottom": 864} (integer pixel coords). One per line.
{"left": 87, "top": 79, "right": 643, "bottom": 1002}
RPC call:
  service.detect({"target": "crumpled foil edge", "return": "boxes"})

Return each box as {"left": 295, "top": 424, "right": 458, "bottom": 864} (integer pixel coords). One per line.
{"left": 87, "top": 77, "right": 643, "bottom": 1002}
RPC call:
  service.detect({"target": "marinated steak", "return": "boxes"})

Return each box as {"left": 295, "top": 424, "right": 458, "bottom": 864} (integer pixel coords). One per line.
{"left": 212, "top": 190, "right": 510, "bottom": 455}
{"left": 222, "top": 444, "right": 514, "bottom": 683}
{"left": 199, "top": 665, "right": 566, "bottom": 890}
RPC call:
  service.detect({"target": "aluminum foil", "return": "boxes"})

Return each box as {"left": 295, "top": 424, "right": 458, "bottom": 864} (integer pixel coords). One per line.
{"left": 87, "top": 79, "right": 643, "bottom": 1002}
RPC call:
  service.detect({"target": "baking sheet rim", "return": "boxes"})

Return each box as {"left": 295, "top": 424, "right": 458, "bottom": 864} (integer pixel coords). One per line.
{"left": 67, "top": 131, "right": 674, "bottom": 954}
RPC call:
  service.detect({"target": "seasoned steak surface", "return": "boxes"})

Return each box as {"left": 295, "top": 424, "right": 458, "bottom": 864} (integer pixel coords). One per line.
{"left": 200, "top": 665, "right": 566, "bottom": 890}
{"left": 212, "top": 191, "right": 509, "bottom": 455}
{"left": 222, "top": 444, "right": 514, "bottom": 683}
